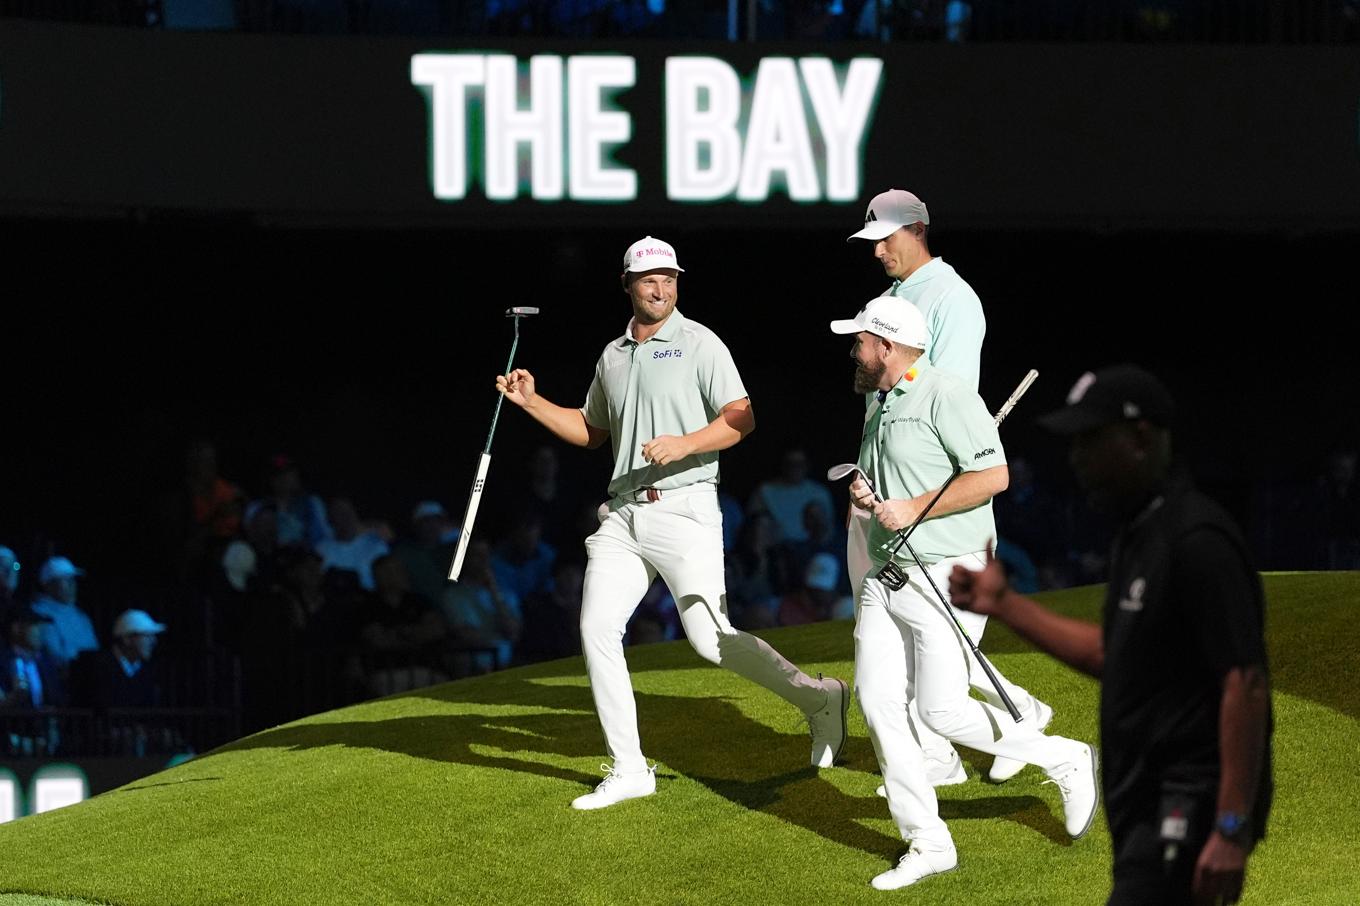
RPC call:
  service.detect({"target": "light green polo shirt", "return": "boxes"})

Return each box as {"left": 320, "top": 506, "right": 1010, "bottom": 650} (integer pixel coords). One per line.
{"left": 886, "top": 257, "right": 986, "bottom": 391}
{"left": 857, "top": 357, "right": 1006, "bottom": 565}
{"left": 581, "top": 308, "right": 749, "bottom": 498}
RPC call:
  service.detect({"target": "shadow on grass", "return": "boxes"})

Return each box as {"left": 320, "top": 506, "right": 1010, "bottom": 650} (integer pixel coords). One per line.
{"left": 215, "top": 676, "right": 1071, "bottom": 858}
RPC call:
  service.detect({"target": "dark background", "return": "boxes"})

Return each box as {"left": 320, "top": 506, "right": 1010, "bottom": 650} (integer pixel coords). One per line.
{"left": 6, "top": 217, "right": 1354, "bottom": 607}
{"left": 1, "top": 22, "right": 1355, "bottom": 609}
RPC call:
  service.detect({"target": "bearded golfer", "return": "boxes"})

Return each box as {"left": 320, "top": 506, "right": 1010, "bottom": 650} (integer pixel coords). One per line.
{"left": 846, "top": 188, "right": 1053, "bottom": 787}
{"left": 497, "top": 236, "right": 848, "bottom": 811}
{"left": 832, "top": 295, "right": 1099, "bottom": 890}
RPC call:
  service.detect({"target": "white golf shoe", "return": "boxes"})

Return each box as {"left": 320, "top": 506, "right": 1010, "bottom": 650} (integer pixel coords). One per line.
{"left": 571, "top": 764, "right": 656, "bottom": 811}
{"left": 808, "top": 674, "right": 849, "bottom": 768}
{"left": 1043, "top": 742, "right": 1100, "bottom": 838}
{"left": 875, "top": 749, "right": 967, "bottom": 798}
{"left": 989, "top": 698, "right": 1055, "bottom": 783}
{"left": 870, "top": 844, "right": 959, "bottom": 891}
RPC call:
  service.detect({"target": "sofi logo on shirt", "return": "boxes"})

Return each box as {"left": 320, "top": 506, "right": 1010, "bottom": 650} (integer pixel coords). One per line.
{"left": 411, "top": 54, "right": 883, "bottom": 204}
{"left": 653, "top": 349, "right": 684, "bottom": 359}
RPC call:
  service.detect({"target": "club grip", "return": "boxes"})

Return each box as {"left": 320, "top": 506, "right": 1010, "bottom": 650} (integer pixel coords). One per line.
{"left": 448, "top": 453, "right": 492, "bottom": 581}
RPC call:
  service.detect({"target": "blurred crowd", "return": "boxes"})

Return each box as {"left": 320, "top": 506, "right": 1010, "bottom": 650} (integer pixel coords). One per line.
{"left": 3, "top": 438, "right": 1356, "bottom": 754}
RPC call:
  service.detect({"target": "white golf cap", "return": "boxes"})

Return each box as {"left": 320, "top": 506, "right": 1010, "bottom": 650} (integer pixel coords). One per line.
{"left": 623, "top": 236, "right": 684, "bottom": 273}
{"left": 113, "top": 609, "right": 167, "bottom": 636}
{"left": 846, "top": 189, "right": 930, "bottom": 242}
{"left": 830, "top": 297, "right": 929, "bottom": 349}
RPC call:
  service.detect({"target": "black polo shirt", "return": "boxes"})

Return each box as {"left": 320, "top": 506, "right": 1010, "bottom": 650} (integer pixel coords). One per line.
{"left": 1101, "top": 473, "right": 1273, "bottom": 844}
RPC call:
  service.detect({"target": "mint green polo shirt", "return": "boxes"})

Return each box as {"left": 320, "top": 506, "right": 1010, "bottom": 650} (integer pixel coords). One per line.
{"left": 581, "top": 308, "right": 749, "bottom": 498}
{"left": 857, "top": 357, "right": 1006, "bottom": 565}
{"left": 886, "top": 257, "right": 986, "bottom": 391}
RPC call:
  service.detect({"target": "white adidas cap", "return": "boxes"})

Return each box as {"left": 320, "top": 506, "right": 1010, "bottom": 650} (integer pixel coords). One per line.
{"left": 623, "top": 236, "right": 684, "bottom": 273}
{"left": 829, "top": 297, "right": 929, "bottom": 349}
{"left": 846, "top": 189, "right": 930, "bottom": 242}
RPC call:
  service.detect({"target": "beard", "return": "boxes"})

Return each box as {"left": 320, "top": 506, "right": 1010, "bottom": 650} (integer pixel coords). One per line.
{"left": 853, "top": 360, "right": 885, "bottom": 394}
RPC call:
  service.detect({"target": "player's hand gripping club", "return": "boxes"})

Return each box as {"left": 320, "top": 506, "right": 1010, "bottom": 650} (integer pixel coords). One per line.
{"left": 496, "top": 368, "right": 537, "bottom": 407}
{"left": 849, "top": 477, "right": 922, "bottom": 532}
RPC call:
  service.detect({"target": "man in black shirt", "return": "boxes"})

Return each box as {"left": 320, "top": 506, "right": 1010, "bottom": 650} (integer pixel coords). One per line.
{"left": 948, "top": 365, "right": 1273, "bottom": 906}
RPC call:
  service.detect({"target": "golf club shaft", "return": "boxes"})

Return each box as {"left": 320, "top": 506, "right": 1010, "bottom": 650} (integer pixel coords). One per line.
{"left": 483, "top": 316, "right": 524, "bottom": 454}
{"left": 866, "top": 369, "right": 1039, "bottom": 719}
{"left": 901, "top": 536, "right": 1023, "bottom": 721}
{"left": 450, "top": 312, "right": 533, "bottom": 582}
{"left": 881, "top": 368, "right": 1038, "bottom": 557}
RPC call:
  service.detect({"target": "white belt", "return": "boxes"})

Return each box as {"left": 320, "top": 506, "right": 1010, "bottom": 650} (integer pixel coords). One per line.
{"left": 614, "top": 483, "right": 715, "bottom": 504}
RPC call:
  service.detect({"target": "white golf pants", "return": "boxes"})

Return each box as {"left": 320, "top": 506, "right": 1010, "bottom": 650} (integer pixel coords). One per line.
{"left": 847, "top": 508, "right": 1044, "bottom": 761}
{"left": 582, "top": 488, "right": 828, "bottom": 772}
{"left": 855, "top": 553, "right": 1078, "bottom": 853}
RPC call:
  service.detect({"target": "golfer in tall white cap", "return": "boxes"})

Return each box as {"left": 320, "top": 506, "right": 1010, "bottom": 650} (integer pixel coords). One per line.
{"left": 846, "top": 190, "right": 1054, "bottom": 786}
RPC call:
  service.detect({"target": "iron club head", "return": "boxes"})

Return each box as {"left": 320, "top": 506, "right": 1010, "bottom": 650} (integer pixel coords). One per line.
{"left": 505, "top": 307, "right": 540, "bottom": 317}
{"left": 827, "top": 463, "right": 866, "bottom": 482}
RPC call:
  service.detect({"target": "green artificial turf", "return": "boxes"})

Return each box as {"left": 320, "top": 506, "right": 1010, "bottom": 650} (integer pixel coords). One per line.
{"left": 0, "top": 573, "right": 1356, "bottom": 905}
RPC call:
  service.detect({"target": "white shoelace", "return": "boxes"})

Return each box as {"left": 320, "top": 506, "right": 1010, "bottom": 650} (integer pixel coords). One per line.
{"left": 1042, "top": 767, "right": 1076, "bottom": 802}
{"left": 594, "top": 763, "right": 622, "bottom": 791}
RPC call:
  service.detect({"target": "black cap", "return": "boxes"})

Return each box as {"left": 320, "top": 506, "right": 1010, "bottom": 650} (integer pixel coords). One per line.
{"left": 1038, "top": 365, "right": 1175, "bottom": 435}
{"left": 6, "top": 604, "right": 54, "bottom": 625}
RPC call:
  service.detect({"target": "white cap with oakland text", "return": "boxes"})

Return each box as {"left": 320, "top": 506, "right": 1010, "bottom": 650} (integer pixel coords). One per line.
{"left": 846, "top": 189, "right": 930, "bottom": 242}
{"left": 623, "top": 236, "right": 685, "bottom": 273}
{"left": 829, "top": 297, "right": 929, "bottom": 349}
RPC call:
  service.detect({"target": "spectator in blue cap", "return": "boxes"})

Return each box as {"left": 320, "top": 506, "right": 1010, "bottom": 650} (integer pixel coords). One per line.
{"left": 31, "top": 556, "right": 100, "bottom": 669}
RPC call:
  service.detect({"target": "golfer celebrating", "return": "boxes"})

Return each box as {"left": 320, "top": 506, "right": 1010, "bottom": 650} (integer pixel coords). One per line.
{"left": 497, "top": 236, "right": 847, "bottom": 811}
{"left": 831, "top": 295, "right": 1098, "bottom": 889}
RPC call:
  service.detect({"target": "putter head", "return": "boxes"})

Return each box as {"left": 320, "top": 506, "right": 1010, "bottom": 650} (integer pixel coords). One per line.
{"left": 876, "top": 560, "right": 909, "bottom": 591}
{"left": 506, "top": 307, "right": 540, "bottom": 317}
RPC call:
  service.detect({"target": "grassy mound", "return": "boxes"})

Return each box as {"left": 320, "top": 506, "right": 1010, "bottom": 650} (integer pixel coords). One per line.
{"left": 0, "top": 573, "right": 1356, "bottom": 905}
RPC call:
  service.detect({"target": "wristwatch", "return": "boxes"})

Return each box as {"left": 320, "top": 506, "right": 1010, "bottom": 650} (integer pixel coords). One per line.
{"left": 1215, "top": 810, "right": 1249, "bottom": 843}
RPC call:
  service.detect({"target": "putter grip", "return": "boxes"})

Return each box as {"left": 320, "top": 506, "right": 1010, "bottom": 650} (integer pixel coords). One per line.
{"left": 448, "top": 452, "right": 492, "bottom": 581}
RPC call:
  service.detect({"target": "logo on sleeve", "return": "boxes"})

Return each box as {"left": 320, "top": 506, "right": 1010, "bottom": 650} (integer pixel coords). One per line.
{"left": 973, "top": 448, "right": 996, "bottom": 460}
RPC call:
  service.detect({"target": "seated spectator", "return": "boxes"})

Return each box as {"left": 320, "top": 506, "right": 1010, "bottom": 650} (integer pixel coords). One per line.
{"left": 0, "top": 604, "right": 64, "bottom": 710}
{"left": 491, "top": 511, "right": 556, "bottom": 601}
{"left": 517, "top": 558, "right": 583, "bottom": 665}
{"left": 31, "top": 556, "right": 100, "bottom": 670}
{"left": 394, "top": 500, "right": 458, "bottom": 608}
{"left": 724, "top": 512, "right": 783, "bottom": 628}
{"left": 315, "top": 497, "right": 390, "bottom": 590}
{"left": 177, "top": 440, "right": 245, "bottom": 583}
{"left": 748, "top": 449, "right": 835, "bottom": 543}
{"left": 490, "top": 445, "right": 582, "bottom": 551}
{"left": 777, "top": 553, "right": 853, "bottom": 626}
{"left": 775, "top": 499, "right": 848, "bottom": 594}
{"left": 0, "top": 545, "right": 19, "bottom": 617}
{"left": 261, "top": 454, "right": 332, "bottom": 548}
{"left": 718, "top": 490, "right": 744, "bottom": 551}
{"left": 441, "top": 541, "right": 521, "bottom": 672}
{"left": 993, "top": 457, "right": 1066, "bottom": 588}
{"left": 273, "top": 545, "right": 359, "bottom": 644}
{"left": 71, "top": 610, "right": 167, "bottom": 709}
{"left": 358, "top": 555, "right": 447, "bottom": 694}
{"left": 229, "top": 500, "right": 284, "bottom": 590}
